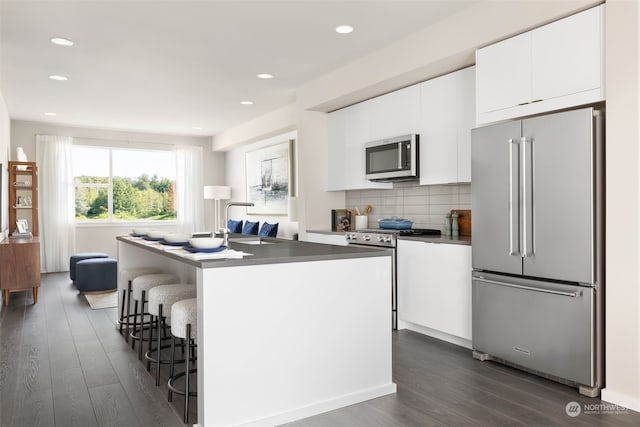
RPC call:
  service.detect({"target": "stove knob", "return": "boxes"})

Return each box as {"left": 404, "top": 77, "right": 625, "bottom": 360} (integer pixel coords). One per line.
{"left": 377, "top": 236, "right": 384, "bottom": 242}
{"left": 386, "top": 236, "right": 392, "bottom": 243}
{"left": 363, "top": 235, "right": 370, "bottom": 241}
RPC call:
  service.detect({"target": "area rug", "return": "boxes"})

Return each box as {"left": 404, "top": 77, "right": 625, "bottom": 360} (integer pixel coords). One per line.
{"left": 84, "top": 291, "right": 118, "bottom": 310}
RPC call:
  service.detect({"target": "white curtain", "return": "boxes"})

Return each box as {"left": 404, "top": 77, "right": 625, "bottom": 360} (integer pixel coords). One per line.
{"left": 36, "top": 135, "right": 76, "bottom": 272}
{"left": 175, "top": 145, "right": 204, "bottom": 234}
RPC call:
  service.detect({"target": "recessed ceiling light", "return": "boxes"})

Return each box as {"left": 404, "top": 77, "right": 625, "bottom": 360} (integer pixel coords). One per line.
{"left": 191, "top": 126, "right": 202, "bottom": 130}
{"left": 50, "top": 37, "right": 74, "bottom": 47}
{"left": 44, "top": 112, "right": 57, "bottom": 116}
{"left": 240, "top": 101, "right": 254, "bottom": 105}
{"left": 257, "top": 73, "right": 273, "bottom": 79}
{"left": 49, "top": 75, "right": 68, "bottom": 81}
{"left": 335, "top": 25, "right": 354, "bottom": 34}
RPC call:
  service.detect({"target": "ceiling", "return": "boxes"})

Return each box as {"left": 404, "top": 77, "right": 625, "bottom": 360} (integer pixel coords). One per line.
{"left": 0, "top": 1, "right": 477, "bottom": 137}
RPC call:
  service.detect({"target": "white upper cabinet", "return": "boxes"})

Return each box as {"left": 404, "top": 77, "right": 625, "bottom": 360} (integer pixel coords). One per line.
{"left": 326, "top": 108, "right": 347, "bottom": 191}
{"left": 419, "top": 66, "right": 475, "bottom": 185}
{"left": 369, "top": 85, "right": 421, "bottom": 140}
{"left": 476, "top": 5, "right": 603, "bottom": 125}
{"left": 531, "top": 6, "right": 602, "bottom": 102}
{"left": 326, "top": 102, "right": 392, "bottom": 191}
{"left": 456, "top": 66, "right": 476, "bottom": 183}
{"left": 327, "top": 68, "right": 474, "bottom": 190}
{"left": 476, "top": 33, "right": 531, "bottom": 115}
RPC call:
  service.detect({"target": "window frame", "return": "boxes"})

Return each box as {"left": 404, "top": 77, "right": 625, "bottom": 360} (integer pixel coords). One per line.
{"left": 72, "top": 143, "right": 177, "bottom": 225}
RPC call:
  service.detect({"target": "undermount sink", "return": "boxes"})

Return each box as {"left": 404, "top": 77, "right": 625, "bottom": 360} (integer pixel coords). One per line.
{"left": 228, "top": 237, "right": 275, "bottom": 245}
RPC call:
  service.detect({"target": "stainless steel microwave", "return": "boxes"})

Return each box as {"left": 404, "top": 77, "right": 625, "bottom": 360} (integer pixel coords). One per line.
{"left": 365, "top": 134, "right": 419, "bottom": 181}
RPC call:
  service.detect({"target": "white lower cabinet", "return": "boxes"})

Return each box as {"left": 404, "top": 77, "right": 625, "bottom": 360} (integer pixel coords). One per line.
{"left": 397, "top": 240, "right": 472, "bottom": 345}
{"left": 304, "top": 232, "right": 347, "bottom": 246}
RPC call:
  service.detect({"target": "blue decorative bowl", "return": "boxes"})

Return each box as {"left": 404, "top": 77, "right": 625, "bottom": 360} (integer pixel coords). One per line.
{"left": 377, "top": 217, "right": 413, "bottom": 230}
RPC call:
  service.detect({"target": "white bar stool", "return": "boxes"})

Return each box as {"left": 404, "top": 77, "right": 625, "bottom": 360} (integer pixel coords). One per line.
{"left": 130, "top": 273, "right": 179, "bottom": 359}
{"left": 168, "top": 298, "right": 197, "bottom": 424}
{"left": 146, "top": 284, "right": 196, "bottom": 385}
{"left": 119, "top": 267, "right": 162, "bottom": 341}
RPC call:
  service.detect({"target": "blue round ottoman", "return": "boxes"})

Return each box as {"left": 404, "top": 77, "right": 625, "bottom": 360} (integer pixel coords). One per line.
{"left": 76, "top": 258, "right": 118, "bottom": 293}
{"left": 70, "top": 252, "right": 108, "bottom": 281}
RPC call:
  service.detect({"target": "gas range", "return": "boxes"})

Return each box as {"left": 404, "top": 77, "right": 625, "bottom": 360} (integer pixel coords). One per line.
{"left": 346, "top": 228, "right": 441, "bottom": 248}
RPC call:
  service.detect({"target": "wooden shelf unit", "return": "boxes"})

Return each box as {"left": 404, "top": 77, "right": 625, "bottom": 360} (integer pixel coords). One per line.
{"left": 1, "top": 237, "right": 40, "bottom": 306}
{"left": 8, "top": 161, "right": 38, "bottom": 236}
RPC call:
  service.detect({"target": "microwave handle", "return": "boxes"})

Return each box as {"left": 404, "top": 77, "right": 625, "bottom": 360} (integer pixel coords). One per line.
{"left": 397, "top": 142, "right": 403, "bottom": 169}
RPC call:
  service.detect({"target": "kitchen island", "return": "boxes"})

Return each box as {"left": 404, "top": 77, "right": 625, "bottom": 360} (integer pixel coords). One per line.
{"left": 116, "top": 235, "right": 395, "bottom": 427}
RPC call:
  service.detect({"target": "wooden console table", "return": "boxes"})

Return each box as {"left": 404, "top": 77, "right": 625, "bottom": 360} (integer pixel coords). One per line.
{"left": 0, "top": 237, "right": 41, "bottom": 306}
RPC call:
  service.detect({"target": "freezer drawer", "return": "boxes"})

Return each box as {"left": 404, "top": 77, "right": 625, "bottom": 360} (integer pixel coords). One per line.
{"left": 472, "top": 272, "right": 594, "bottom": 386}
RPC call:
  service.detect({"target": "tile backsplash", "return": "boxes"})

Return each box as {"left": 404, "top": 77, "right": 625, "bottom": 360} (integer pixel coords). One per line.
{"left": 345, "top": 182, "right": 471, "bottom": 232}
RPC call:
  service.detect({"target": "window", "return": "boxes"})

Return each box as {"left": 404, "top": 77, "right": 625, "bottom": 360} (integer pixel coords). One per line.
{"left": 73, "top": 146, "right": 177, "bottom": 221}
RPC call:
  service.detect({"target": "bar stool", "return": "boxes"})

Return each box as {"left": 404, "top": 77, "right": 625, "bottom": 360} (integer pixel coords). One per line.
{"left": 119, "top": 267, "right": 162, "bottom": 341}
{"left": 168, "top": 298, "right": 197, "bottom": 424}
{"left": 130, "top": 273, "right": 180, "bottom": 359}
{"left": 145, "top": 284, "right": 196, "bottom": 386}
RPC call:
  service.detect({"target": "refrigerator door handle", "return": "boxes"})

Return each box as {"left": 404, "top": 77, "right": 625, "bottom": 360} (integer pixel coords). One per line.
{"left": 509, "top": 138, "right": 521, "bottom": 256}
{"left": 474, "top": 277, "right": 577, "bottom": 298}
{"left": 521, "top": 137, "right": 534, "bottom": 257}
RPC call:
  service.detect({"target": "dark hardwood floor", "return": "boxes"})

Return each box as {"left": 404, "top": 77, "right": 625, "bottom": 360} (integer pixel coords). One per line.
{"left": 1, "top": 272, "right": 638, "bottom": 427}
{"left": 0, "top": 272, "right": 190, "bottom": 427}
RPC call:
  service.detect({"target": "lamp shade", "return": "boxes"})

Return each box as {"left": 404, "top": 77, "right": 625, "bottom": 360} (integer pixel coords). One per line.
{"left": 204, "top": 185, "right": 231, "bottom": 200}
{"left": 288, "top": 196, "right": 299, "bottom": 221}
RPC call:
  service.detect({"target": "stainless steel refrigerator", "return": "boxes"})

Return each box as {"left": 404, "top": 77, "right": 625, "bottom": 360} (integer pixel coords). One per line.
{"left": 470, "top": 107, "right": 604, "bottom": 397}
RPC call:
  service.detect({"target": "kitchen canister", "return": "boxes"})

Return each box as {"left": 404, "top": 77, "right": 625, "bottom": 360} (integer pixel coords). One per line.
{"left": 355, "top": 215, "right": 368, "bottom": 230}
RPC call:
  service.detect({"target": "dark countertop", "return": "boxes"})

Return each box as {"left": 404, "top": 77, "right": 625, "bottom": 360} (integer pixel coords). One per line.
{"left": 397, "top": 235, "right": 471, "bottom": 246}
{"left": 117, "top": 234, "right": 389, "bottom": 269}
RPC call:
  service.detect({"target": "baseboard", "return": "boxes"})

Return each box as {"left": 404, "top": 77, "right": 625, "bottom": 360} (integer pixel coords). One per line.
{"left": 601, "top": 388, "right": 640, "bottom": 413}
{"left": 401, "top": 321, "right": 472, "bottom": 349}
{"left": 232, "top": 383, "right": 397, "bottom": 427}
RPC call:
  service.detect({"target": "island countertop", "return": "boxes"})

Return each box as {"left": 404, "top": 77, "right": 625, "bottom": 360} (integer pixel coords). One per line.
{"left": 116, "top": 234, "right": 389, "bottom": 269}
{"left": 116, "top": 234, "right": 396, "bottom": 426}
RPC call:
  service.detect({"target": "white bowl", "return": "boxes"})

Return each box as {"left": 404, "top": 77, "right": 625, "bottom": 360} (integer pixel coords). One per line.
{"left": 189, "top": 237, "right": 224, "bottom": 249}
{"left": 163, "top": 233, "right": 191, "bottom": 243}
{"left": 146, "top": 230, "right": 166, "bottom": 239}
{"left": 132, "top": 228, "right": 148, "bottom": 235}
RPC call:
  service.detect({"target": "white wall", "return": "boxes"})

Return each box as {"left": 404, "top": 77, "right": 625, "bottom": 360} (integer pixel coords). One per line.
{"left": 10, "top": 120, "right": 226, "bottom": 258}
{"left": 0, "top": 91, "right": 9, "bottom": 235}
{"left": 224, "top": 130, "right": 299, "bottom": 239}
{"left": 0, "top": 89, "right": 10, "bottom": 313}
{"left": 601, "top": 0, "right": 640, "bottom": 412}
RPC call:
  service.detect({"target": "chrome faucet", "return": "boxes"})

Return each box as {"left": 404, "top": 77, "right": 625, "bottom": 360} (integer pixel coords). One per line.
{"left": 223, "top": 201, "right": 255, "bottom": 232}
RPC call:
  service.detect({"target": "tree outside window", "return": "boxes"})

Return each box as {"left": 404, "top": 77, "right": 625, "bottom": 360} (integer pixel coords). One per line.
{"left": 73, "top": 146, "right": 177, "bottom": 221}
